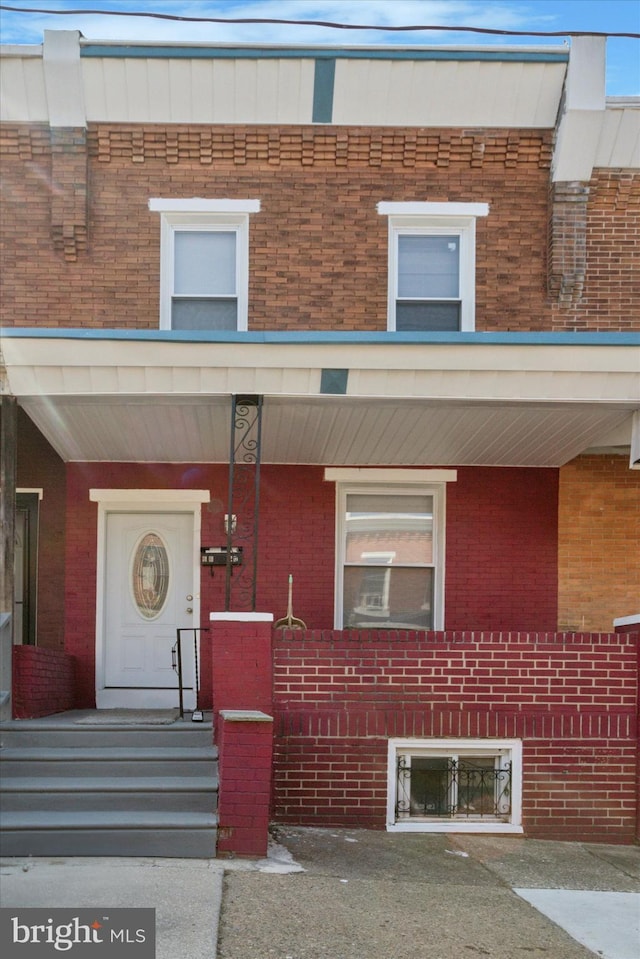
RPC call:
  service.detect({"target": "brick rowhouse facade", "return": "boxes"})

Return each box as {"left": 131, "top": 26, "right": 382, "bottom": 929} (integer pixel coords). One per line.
{"left": 1, "top": 125, "right": 638, "bottom": 333}
{"left": 5, "top": 120, "right": 639, "bottom": 640}
{"left": 2, "top": 35, "right": 638, "bottom": 846}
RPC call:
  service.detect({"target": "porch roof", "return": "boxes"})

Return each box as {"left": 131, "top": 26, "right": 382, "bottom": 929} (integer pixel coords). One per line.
{"left": 2, "top": 330, "right": 639, "bottom": 468}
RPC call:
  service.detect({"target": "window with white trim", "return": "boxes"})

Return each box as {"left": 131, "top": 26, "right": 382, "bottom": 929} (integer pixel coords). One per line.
{"left": 387, "top": 739, "right": 523, "bottom": 834}
{"left": 334, "top": 480, "right": 447, "bottom": 630}
{"left": 378, "top": 202, "right": 489, "bottom": 332}
{"left": 149, "top": 199, "right": 260, "bottom": 331}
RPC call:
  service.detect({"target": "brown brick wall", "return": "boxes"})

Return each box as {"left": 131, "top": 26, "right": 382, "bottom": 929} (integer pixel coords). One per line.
{"left": 558, "top": 454, "right": 640, "bottom": 631}
{"left": 551, "top": 171, "right": 640, "bottom": 329}
{"left": 1, "top": 123, "right": 637, "bottom": 332}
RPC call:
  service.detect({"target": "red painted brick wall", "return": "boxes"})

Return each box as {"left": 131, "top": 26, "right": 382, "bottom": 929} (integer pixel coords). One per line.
{"left": 12, "top": 645, "right": 77, "bottom": 718}
{"left": 272, "top": 630, "right": 639, "bottom": 842}
{"left": 216, "top": 711, "right": 274, "bottom": 858}
{"left": 446, "top": 467, "right": 558, "bottom": 630}
{"left": 2, "top": 124, "right": 637, "bottom": 332}
{"left": 63, "top": 462, "right": 558, "bottom": 705}
{"left": 210, "top": 619, "right": 273, "bottom": 716}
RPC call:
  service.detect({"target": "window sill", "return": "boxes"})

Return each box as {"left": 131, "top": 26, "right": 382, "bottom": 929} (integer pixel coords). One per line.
{"left": 387, "top": 820, "right": 524, "bottom": 834}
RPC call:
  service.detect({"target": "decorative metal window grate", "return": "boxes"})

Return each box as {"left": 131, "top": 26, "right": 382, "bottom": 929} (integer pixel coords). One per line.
{"left": 396, "top": 755, "right": 512, "bottom": 821}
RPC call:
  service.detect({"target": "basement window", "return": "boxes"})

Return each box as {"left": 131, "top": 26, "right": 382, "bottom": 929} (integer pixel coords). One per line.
{"left": 387, "top": 738, "right": 523, "bottom": 834}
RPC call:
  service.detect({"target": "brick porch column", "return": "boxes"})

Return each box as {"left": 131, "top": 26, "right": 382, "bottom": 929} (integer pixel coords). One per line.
{"left": 209, "top": 612, "right": 274, "bottom": 857}
{"left": 216, "top": 709, "right": 274, "bottom": 857}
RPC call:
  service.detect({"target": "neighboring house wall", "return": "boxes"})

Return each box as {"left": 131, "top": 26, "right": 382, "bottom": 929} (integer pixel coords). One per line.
{"left": 271, "top": 630, "right": 639, "bottom": 842}
{"left": 558, "top": 454, "right": 640, "bottom": 631}
{"left": 1, "top": 124, "right": 637, "bottom": 332}
{"left": 549, "top": 170, "right": 639, "bottom": 322}
{"left": 62, "top": 462, "right": 558, "bottom": 706}
{"left": 15, "top": 409, "right": 66, "bottom": 650}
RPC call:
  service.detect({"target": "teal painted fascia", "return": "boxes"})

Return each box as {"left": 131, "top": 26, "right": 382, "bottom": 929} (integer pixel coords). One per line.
{"left": 2, "top": 329, "right": 638, "bottom": 347}
{"left": 313, "top": 58, "right": 335, "bottom": 123}
{"left": 80, "top": 45, "right": 569, "bottom": 64}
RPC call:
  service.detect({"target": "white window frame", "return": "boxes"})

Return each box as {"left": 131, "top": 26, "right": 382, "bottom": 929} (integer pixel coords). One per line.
{"left": 332, "top": 473, "right": 450, "bottom": 631}
{"left": 378, "top": 202, "right": 489, "bottom": 333}
{"left": 387, "top": 738, "right": 523, "bottom": 834}
{"left": 149, "top": 198, "right": 260, "bottom": 331}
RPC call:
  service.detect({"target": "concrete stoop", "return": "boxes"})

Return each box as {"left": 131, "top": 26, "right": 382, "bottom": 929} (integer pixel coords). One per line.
{"left": 0, "top": 713, "right": 218, "bottom": 857}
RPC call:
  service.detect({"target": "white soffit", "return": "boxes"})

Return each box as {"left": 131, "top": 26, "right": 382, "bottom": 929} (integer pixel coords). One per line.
{"left": 1, "top": 37, "right": 567, "bottom": 129}
{"left": 3, "top": 338, "right": 639, "bottom": 405}
{"left": 16, "top": 395, "right": 635, "bottom": 468}
{"left": 0, "top": 50, "right": 47, "bottom": 121}
{"left": 5, "top": 338, "right": 638, "bottom": 465}
{"left": 595, "top": 103, "right": 640, "bottom": 169}
{"left": 81, "top": 55, "right": 315, "bottom": 124}
{"left": 333, "top": 58, "right": 566, "bottom": 128}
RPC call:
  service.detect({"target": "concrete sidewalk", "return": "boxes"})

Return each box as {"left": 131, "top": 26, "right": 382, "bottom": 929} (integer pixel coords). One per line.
{"left": 219, "top": 828, "right": 640, "bottom": 959}
{"left": 1, "top": 830, "right": 639, "bottom": 959}
{"left": 0, "top": 857, "right": 224, "bottom": 959}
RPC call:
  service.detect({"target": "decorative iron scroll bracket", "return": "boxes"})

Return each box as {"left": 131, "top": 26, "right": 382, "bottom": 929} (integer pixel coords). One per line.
{"left": 225, "top": 394, "right": 263, "bottom": 611}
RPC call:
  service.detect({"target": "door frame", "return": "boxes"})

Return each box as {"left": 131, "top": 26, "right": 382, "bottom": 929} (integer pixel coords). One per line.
{"left": 90, "top": 489, "right": 210, "bottom": 708}
{"left": 15, "top": 489, "right": 42, "bottom": 646}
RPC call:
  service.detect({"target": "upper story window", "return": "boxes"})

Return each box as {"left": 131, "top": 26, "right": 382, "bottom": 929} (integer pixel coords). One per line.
{"left": 378, "top": 202, "right": 489, "bottom": 332}
{"left": 149, "top": 199, "right": 260, "bottom": 331}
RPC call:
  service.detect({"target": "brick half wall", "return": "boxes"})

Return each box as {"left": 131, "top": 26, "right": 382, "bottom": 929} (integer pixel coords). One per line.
{"left": 272, "top": 630, "right": 639, "bottom": 843}
{"left": 12, "top": 645, "right": 77, "bottom": 718}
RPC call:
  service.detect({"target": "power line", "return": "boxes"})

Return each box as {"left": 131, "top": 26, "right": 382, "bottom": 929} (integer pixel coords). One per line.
{"left": 0, "top": 4, "right": 638, "bottom": 40}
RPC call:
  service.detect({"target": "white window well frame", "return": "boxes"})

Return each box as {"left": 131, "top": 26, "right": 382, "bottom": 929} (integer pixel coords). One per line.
{"left": 378, "top": 202, "right": 488, "bottom": 333}
{"left": 387, "top": 738, "right": 523, "bottom": 834}
{"left": 332, "top": 473, "right": 451, "bottom": 631}
{"left": 149, "top": 199, "right": 260, "bottom": 332}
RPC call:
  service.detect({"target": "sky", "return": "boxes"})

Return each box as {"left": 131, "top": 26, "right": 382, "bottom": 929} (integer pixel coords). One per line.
{"left": 0, "top": 1, "right": 638, "bottom": 95}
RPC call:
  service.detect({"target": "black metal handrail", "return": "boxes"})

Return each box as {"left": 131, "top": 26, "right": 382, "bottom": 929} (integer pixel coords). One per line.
{"left": 172, "top": 627, "right": 209, "bottom": 719}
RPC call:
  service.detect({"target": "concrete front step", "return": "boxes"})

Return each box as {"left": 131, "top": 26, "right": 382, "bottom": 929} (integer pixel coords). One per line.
{"left": 0, "top": 811, "right": 218, "bottom": 858}
{"left": 0, "top": 717, "right": 214, "bottom": 749}
{"left": 0, "top": 714, "right": 219, "bottom": 858}
{"left": 1, "top": 747, "right": 217, "bottom": 778}
{"left": 0, "top": 776, "right": 218, "bottom": 813}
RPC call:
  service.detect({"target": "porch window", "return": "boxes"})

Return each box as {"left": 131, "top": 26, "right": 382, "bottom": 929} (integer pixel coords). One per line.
{"left": 387, "top": 739, "right": 523, "bottom": 834}
{"left": 335, "top": 483, "right": 445, "bottom": 630}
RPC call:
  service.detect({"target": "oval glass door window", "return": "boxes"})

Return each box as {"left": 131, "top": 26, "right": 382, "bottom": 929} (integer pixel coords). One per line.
{"left": 132, "top": 532, "right": 170, "bottom": 619}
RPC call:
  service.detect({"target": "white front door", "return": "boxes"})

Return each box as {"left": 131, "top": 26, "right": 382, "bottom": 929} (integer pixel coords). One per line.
{"left": 99, "top": 511, "right": 197, "bottom": 709}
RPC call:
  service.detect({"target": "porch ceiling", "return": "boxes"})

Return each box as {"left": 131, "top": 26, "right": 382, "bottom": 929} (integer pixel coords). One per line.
{"left": 4, "top": 333, "right": 638, "bottom": 467}
{"left": 15, "top": 394, "right": 635, "bottom": 467}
